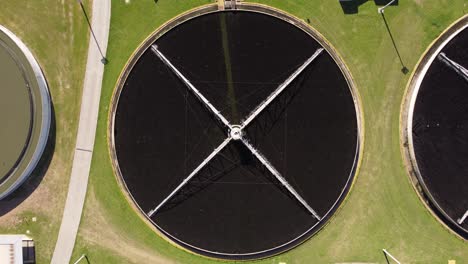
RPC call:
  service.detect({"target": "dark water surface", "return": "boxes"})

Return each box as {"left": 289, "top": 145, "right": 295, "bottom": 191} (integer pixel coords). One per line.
{"left": 114, "top": 11, "right": 358, "bottom": 257}
{"left": 413, "top": 27, "right": 468, "bottom": 234}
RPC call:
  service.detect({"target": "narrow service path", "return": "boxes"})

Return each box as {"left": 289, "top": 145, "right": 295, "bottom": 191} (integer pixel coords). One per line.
{"left": 51, "top": 1, "right": 111, "bottom": 263}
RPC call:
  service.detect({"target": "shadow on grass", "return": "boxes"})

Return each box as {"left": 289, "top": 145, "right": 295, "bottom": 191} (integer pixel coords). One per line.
{"left": 0, "top": 102, "right": 56, "bottom": 216}
{"left": 383, "top": 251, "right": 391, "bottom": 264}
{"left": 339, "top": 0, "right": 399, "bottom": 14}
{"left": 381, "top": 12, "right": 409, "bottom": 74}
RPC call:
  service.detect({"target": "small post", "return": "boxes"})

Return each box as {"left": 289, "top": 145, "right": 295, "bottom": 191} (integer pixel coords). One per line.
{"left": 379, "top": 4, "right": 409, "bottom": 74}
{"left": 77, "top": 0, "right": 108, "bottom": 64}
{"left": 383, "top": 249, "right": 402, "bottom": 264}
{"left": 378, "top": 0, "right": 397, "bottom": 14}
{"left": 72, "top": 254, "right": 89, "bottom": 264}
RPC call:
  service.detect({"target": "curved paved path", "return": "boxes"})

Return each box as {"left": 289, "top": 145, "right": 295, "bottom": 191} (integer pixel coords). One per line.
{"left": 51, "top": 1, "right": 111, "bottom": 263}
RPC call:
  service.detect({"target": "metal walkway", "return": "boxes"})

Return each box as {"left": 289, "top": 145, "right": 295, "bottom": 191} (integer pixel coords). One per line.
{"left": 241, "top": 48, "right": 323, "bottom": 130}
{"left": 240, "top": 138, "right": 321, "bottom": 219}
{"left": 148, "top": 46, "right": 324, "bottom": 220}
{"left": 438, "top": 52, "right": 468, "bottom": 83}
{"left": 151, "top": 45, "right": 231, "bottom": 129}
{"left": 148, "top": 137, "right": 232, "bottom": 217}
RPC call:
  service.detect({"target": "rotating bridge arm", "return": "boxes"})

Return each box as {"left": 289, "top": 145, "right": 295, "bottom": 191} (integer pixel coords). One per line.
{"left": 438, "top": 52, "right": 468, "bottom": 83}
{"left": 151, "top": 45, "right": 232, "bottom": 130}
{"left": 240, "top": 48, "right": 324, "bottom": 130}
{"left": 240, "top": 137, "right": 321, "bottom": 220}
{"left": 458, "top": 210, "right": 468, "bottom": 225}
{"left": 148, "top": 137, "right": 232, "bottom": 217}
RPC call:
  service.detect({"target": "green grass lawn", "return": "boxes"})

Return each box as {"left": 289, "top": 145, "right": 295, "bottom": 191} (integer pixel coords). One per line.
{"left": 0, "top": 1, "right": 90, "bottom": 263}
{"left": 73, "top": 0, "right": 467, "bottom": 263}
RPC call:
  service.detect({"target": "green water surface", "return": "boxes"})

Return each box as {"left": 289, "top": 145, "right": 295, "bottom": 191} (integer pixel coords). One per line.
{"left": 0, "top": 41, "right": 32, "bottom": 181}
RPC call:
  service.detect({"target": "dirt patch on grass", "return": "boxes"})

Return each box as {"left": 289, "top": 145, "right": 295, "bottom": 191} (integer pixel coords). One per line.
{"left": 80, "top": 189, "right": 173, "bottom": 264}
{"left": 414, "top": 0, "right": 424, "bottom": 6}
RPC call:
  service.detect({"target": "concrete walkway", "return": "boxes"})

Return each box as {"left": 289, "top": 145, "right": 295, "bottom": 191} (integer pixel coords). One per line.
{"left": 51, "top": 1, "right": 111, "bottom": 263}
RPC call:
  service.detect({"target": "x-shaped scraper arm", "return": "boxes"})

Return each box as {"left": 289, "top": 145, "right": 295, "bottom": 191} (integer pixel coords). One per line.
{"left": 148, "top": 45, "right": 324, "bottom": 219}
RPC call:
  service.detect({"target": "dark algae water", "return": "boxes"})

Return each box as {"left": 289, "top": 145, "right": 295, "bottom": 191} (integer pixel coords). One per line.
{"left": 114, "top": 11, "right": 359, "bottom": 258}
{"left": 412, "top": 27, "right": 468, "bottom": 236}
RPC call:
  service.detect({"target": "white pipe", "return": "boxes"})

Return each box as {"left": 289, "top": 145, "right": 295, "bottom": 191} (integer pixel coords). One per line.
{"left": 383, "top": 249, "right": 402, "bottom": 264}
{"left": 72, "top": 254, "right": 87, "bottom": 264}
{"left": 458, "top": 210, "right": 468, "bottom": 225}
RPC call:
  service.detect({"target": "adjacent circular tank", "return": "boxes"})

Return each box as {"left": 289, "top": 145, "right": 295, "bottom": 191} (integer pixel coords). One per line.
{"left": 0, "top": 25, "right": 51, "bottom": 199}
{"left": 403, "top": 16, "right": 468, "bottom": 239}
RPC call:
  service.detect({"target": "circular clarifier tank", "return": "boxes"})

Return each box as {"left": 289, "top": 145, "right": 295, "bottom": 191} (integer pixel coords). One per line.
{"left": 405, "top": 17, "right": 468, "bottom": 239}
{"left": 0, "top": 25, "right": 51, "bottom": 199}
{"left": 111, "top": 7, "right": 361, "bottom": 260}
